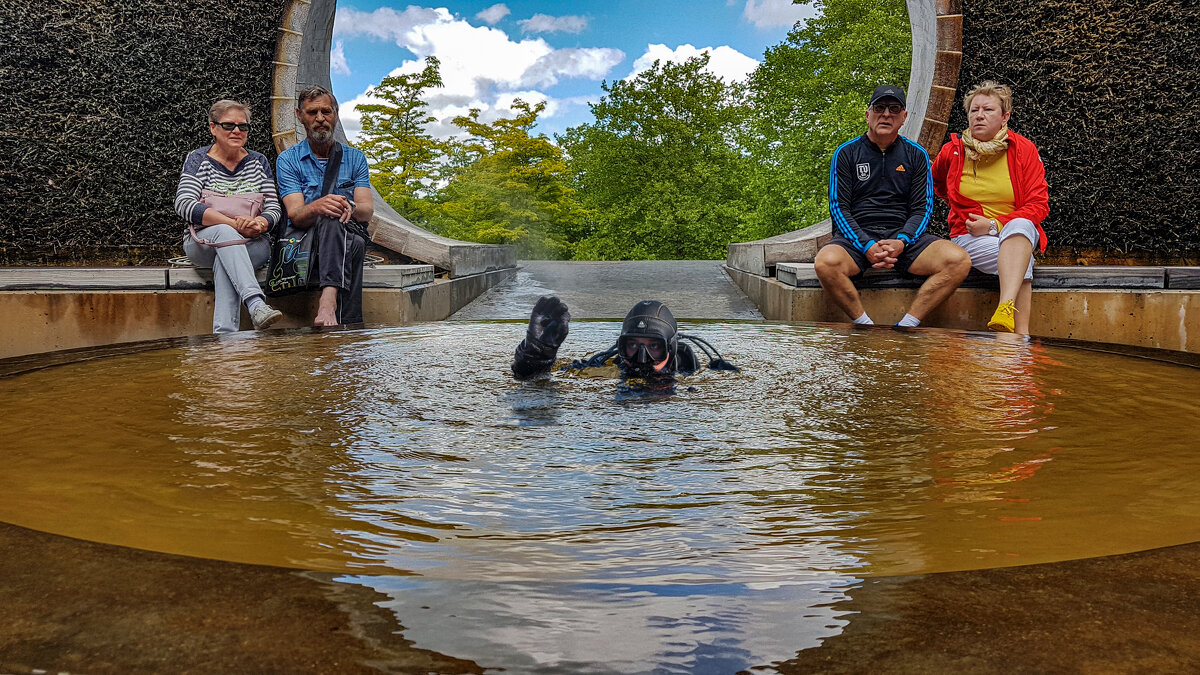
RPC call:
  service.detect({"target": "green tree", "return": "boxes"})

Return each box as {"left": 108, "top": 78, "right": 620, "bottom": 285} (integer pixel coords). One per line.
{"left": 740, "top": 0, "right": 911, "bottom": 240}
{"left": 426, "top": 100, "right": 587, "bottom": 258}
{"left": 354, "top": 57, "right": 445, "bottom": 220}
{"left": 559, "top": 54, "right": 751, "bottom": 260}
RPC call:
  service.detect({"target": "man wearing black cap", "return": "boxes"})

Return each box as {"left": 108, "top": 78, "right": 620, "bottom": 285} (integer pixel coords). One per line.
{"left": 510, "top": 296, "right": 735, "bottom": 382}
{"left": 815, "top": 84, "right": 971, "bottom": 327}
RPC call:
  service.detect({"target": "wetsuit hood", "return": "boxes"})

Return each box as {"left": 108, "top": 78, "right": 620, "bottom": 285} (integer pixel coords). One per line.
{"left": 617, "top": 300, "right": 679, "bottom": 375}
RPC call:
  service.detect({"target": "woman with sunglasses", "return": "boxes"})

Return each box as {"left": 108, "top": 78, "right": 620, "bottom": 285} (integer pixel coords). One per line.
{"left": 932, "top": 82, "right": 1049, "bottom": 334}
{"left": 174, "top": 99, "right": 284, "bottom": 333}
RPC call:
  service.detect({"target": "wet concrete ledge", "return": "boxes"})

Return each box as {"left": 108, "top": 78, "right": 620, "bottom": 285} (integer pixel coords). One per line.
{"left": 0, "top": 265, "right": 516, "bottom": 359}
{"left": 774, "top": 262, "right": 1200, "bottom": 291}
{"left": 0, "top": 521, "right": 484, "bottom": 675}
{"left": 3, "top": 515, "right": 1199, "bottom": 674}
{"left": 727, "top": 264, "right": 1200, "bottom": 354}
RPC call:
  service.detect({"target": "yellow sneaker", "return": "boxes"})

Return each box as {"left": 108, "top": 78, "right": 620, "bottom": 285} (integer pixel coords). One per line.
{"left": 987, "top": 300, "right": 1016, "bottom": 333}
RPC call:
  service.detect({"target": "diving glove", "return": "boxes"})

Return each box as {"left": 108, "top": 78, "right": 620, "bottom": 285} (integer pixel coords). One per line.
{"left": 512, "top": 296, "right": 571, "bottom": 379}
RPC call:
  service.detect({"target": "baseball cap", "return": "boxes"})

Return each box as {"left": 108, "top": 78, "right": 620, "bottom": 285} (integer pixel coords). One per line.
{"left": 869, "top": 85, "right": 907, "bottom": 108}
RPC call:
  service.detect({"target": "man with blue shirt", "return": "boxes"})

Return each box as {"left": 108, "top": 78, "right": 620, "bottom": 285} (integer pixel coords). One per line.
{"left": 276, "top": 86, "right": 375, "bottom": 326}
{"left": 815, "top": 85, "right": 970, "bottom": 327}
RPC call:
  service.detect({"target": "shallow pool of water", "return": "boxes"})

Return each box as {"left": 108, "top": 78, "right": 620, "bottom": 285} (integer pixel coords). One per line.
{"left": 3, "top": 322, "right": 1199, "bottom": 671}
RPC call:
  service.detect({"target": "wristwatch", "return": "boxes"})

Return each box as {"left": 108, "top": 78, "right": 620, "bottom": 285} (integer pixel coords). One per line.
{"left": 988, "top": 219, "right": 999, "bottom": 236}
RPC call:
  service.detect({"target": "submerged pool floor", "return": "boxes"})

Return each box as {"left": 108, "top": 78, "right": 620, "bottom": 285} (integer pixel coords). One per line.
{"left": 4, "top": 322, "right": 1200, "bottom": 672}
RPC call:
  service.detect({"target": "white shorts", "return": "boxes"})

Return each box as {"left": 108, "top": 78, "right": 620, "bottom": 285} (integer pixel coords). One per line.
{"left": 952, "top": 218, "right": 1039, "bottom": 280}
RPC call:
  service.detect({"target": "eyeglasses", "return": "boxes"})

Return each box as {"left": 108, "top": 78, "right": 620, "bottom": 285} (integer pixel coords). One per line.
{"left": 870, "top": 103, "right": 904, "bottom": 115}
{"left": 214, "top": 122, "right": 251, "bottom": 132}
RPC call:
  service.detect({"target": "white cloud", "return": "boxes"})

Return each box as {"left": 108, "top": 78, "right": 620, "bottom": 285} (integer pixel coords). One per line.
{"left": 517, "top": 13, "right": 588, "bottom": 34}
{"left": 495, "top": 91, "right": 554, "bottom": 117}
{"left": 333, "top": 6, "right": 447, "bottom": 42}
{"left": 629, "top": 44, "right": 761, "bottom": 83}
{"left": 741, "top": 0, "right": 820, "bottom": 29}
{"left": 520, "top": 48, "right": 624, "bottom": 88}
{"left": 332, "top": 7, "right": 623, "bottom": 142}
{"left": 338, "top": 93, "right": 371, "bottom": 141}
{"left": 330, "top": 40, "right": 350, "bottom": 76}
{"left": 475, "top": 3, "right": 510, "bottom": 25}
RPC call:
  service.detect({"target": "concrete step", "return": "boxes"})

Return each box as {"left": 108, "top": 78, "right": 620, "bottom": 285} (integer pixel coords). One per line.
{"left": 774, "top": 263, "right": 1187, "bottom": 290}
{"left": 0, "top": 265, "right": 436, "bottom": 291}
{"left": 726, "top": 220, "right": 832, "bottom": 276}
{"left": 1166, "top": 267, "right": 1200, "bottom": 289}
{"left": 0, "top": 268, "right": 170, "bottom": 290}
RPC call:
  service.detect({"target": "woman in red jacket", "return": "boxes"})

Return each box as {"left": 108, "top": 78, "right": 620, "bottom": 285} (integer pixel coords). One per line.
{"left": 932, "top": 82, "right": 1049, "bottom": 334}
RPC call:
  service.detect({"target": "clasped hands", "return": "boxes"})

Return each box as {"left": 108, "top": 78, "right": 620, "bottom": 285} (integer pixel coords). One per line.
{"left": 866, "top": 239, "right": 906, "bottom": 269}
{"left": 232, "top": 216, "right": 270, "bottom": 238}
{"left": 309, "top": 193, "right": 356, "bottom": 224}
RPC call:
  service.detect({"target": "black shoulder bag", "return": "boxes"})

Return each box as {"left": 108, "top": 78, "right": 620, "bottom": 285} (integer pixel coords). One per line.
{"left": 265, "top": 143, "right": 344, "bottom": 297}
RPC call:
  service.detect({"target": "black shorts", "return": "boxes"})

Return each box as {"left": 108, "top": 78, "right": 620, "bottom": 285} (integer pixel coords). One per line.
{"left": 824, "top": 233, "right": 943, "bottom": 277}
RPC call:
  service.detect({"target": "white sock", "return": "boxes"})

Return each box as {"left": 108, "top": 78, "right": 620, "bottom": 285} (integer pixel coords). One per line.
{"left": 246, "top": 296, "right": 265, "bottom": 313}
{"left": 896, "top": 313, "right": 921, "bottom": 327}
{"left": 853, "top": 313, "right": 874, "bottom": 325}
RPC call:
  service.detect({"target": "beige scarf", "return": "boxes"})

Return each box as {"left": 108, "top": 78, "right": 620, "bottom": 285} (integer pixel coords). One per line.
{"left": 961, "top": 125, "right": 1010, "bottom": 161}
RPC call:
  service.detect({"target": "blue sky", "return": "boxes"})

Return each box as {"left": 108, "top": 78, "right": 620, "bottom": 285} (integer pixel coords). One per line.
{"left": 331, "top": 0, "right": 819, "bottom": 141}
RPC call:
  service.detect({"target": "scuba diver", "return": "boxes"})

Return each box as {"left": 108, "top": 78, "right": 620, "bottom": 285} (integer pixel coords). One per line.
{"left": 511, "top": 296, "right": 738, "bottom": 383}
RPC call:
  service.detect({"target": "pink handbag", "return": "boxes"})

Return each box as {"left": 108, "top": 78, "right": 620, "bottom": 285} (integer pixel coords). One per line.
{"left": 200, "top": 189, "right": 265, "bottom": 218}
{"left": 189, "top": 190, "right": 267, "bottom": 248}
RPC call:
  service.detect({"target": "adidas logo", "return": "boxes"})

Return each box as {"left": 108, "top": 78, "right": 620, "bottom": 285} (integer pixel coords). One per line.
{"left": 637, "top": 320, "right": 646, "bottom": 328}
{"left": 896, "top": 165, "right": 906, "bottom": 172}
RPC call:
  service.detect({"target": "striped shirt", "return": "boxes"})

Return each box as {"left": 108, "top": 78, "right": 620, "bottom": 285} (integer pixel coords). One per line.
{"left": 174, "top": 146, "right": 282, "bottom": 228}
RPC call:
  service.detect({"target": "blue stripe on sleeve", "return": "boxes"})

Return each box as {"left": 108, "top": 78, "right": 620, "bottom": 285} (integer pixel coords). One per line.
{"left": 829, "top": 138, "right": 870, "bottom": 252}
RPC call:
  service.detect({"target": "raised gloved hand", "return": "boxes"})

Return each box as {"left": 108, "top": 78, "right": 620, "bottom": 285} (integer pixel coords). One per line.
{"left": 525, "top": 295, "right": 570, "bottom": 354}
{"left": 512, "top": 296, "right": 570, "bottom": 380}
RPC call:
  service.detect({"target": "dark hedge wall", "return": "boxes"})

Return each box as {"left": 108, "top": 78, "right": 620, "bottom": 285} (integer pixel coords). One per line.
{"left": 3, "top": 1, "right": 1199, "bottom": 263}
{"left": 950, "top": 0, "right": 1200, "bottom": 261}
{"left": 0, "top": 0, "right": 286, "bottom": 264}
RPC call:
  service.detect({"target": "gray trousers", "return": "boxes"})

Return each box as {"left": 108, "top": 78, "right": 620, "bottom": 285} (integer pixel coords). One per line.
{"left": 182, "top": 224, "right": 272, "bottom": 333}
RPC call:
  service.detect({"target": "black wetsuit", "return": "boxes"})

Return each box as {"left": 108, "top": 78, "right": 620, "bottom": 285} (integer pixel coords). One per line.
{"left": 512, "top": 340, "right": 701, "bottom": 381}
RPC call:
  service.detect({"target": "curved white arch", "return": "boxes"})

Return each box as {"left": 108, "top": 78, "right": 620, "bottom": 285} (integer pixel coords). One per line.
{"left": 272, "top": 1, "right": 962, "bottom": 276}
{"left": 727, "top": 0, "right": 963, "bottom": 274}
{"left": 272, "top": 0, "right": 515, "bottom": 278}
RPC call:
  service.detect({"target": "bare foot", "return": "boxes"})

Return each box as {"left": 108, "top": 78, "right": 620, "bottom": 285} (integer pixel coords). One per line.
{"left": 313, "top": 310, "right": 339, "bottom": 327}
{"left": 314, "top": 287, "right": 339, "bottom": 327}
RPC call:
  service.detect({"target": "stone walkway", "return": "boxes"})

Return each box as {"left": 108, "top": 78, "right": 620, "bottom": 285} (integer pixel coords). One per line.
{"left": 450, "top": 260, "right": 763, "bottom": 321}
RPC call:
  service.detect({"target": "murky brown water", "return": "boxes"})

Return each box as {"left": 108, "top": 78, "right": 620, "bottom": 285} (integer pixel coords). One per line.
{"left": 3, "top": 322, "right": 1199, "bottom": 671}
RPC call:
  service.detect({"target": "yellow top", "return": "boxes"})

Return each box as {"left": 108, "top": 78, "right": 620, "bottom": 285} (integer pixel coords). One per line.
{"left": 959, "top": 151, "right": 1014, "bottom": 222}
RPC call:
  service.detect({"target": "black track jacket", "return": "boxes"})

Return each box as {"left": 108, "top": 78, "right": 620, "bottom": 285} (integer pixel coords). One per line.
{"left": 828, "top": 134, "right": 933, "bottom": 253}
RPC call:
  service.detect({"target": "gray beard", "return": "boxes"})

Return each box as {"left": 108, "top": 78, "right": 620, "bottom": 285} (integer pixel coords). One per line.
{"left": 308, "top": 128, "right": 334, "bottom": 143}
